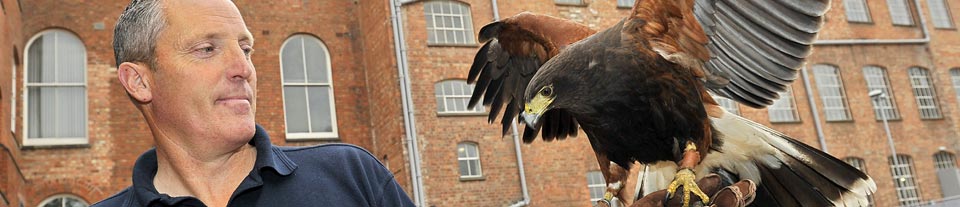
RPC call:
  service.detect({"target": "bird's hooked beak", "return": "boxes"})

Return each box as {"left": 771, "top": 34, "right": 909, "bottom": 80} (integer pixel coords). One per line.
{"left": 521, "top": 93, "right": 553, "bottom": 129}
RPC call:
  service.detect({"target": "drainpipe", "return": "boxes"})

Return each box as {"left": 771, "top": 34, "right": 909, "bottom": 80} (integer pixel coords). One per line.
{"left": 389, "top": 0, "right": 427, "bottom": 206}
{"left": 490, "top": 1, "right": 530, "bottom": 206}
{"left": 803, "top": 0, "right": 930, "bottom": 152}
{"left": 801, "top": 65, "right": 830, "bottom": 152}
{"left": 508, "top": 120, "right": 531, "bottom": 207}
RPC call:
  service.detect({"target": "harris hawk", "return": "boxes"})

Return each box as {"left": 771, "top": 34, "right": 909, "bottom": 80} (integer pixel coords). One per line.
{"left": 466, "top": 0, "right": 876, "bottom": 206}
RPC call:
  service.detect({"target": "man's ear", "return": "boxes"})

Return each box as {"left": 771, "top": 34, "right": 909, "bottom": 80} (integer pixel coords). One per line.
{"left": 118, "top": 62, "right": 153, "bottom": 103}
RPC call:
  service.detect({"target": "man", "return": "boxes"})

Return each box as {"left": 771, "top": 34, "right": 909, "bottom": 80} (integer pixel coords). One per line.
{"left": 95, "top": 0, "right": 755, "bottom": 206}
{"left": 94, "top": 0, "right": 414, "bottom": 206}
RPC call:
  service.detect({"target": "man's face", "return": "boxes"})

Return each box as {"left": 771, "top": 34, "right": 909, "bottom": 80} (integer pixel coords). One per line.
{"left": 148, "top": 0, "right": 257, "bottom": 142}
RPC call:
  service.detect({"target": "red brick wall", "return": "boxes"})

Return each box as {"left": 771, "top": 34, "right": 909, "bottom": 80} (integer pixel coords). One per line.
{"left": 0, "top": 0, "right": 26, "bottom": 206}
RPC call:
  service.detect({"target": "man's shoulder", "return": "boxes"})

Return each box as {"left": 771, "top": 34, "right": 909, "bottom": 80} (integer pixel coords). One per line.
{"left": 279, "top": 143, "right": 377, "bottom": 161}
{"left": 277, "top": 143, "right": 389, "bottom": 175}
{"left": 90, "top": 187, "right": 133, "bottom": 207}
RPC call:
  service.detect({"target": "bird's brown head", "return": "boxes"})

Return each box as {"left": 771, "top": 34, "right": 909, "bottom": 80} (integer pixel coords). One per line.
{"left": 521, "top": 52, "right": 597, "bottom": 129}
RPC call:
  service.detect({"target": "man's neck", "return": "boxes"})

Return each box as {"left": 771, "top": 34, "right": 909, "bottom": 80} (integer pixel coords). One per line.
{"left": 153, "top": 134, "right": 258, "bottom": 207}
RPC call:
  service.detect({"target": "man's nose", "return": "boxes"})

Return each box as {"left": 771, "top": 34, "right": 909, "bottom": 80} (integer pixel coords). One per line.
{"left": 226, "top": 46, "right": 254, "bottom": 81}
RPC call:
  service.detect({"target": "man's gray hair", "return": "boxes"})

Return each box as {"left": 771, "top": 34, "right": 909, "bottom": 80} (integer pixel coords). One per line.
{"left": 113, "top": 0, "right": 165, "bottom": 68}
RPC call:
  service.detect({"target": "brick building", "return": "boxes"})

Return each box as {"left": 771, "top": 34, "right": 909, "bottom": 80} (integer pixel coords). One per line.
{"left": 0, "top": 0, "right": 959, "bottom": 207}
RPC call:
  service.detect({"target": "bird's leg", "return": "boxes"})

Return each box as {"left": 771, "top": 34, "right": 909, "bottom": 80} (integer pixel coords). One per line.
{"left": 596, "top": 154, "right": 629, "bottom": 207}
{"left": 666, "top": 141, "right": 710, "bottom": 206}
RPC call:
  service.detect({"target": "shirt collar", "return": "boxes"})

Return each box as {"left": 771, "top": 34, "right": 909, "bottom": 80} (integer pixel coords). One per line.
{"left": 130, "top": 124, "right": 298, "bottom": 206}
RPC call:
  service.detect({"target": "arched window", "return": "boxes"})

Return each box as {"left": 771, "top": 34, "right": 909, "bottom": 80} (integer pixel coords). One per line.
{"left": 811, "top": 64, "right": 852, "bottom": 121}
{"left": 890, "top": 154, "right": 921, "bottom": 206}
{"left": 934, "top": 151, "right": 957, "bottom": 170}
{"left": 843, "top": 157, "right": 874, "bottom": 206}
{"left": 457, "top": 142, "right": 482, "bottom": 178}
{"left": 768, "top": 87, "right": 800, "bottom": 122}
{"left": 424, "top": 1, "right": 474, "bottom": 46}
{"left": 950, "top": 68, "right": 960, "bottom": 108}
{"left": 24, "top": 29, "right": 87, "bottom": 146}
{"left": 927, "top": 0, "right": 954, "bottom": 28}
{"left": 863, "top": 66, "right": 900, "bottom": 120}
{"left": 843, "top": 0, "right": 872, "bottom": 22}
{"left": 887, "top": 0, "right": 915, "bottom": 25}
{"left": 907, "top": 67, "right": 941, "bottom": 119}
{"left": 38, "top": 194, "right": 88, "bottom": 207}
{"left": 280, "top": 34, "right": 337, "bottom": 140}
{"left": 435, "top": 80, "right": 483, "bottom": 114}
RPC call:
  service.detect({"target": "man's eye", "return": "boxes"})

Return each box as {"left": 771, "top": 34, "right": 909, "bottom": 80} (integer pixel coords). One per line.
{"left": 202, "top": 46, "right": 215, "bottom": 53}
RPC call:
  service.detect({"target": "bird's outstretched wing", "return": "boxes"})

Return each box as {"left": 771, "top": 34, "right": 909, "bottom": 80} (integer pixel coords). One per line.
{"left": 628, "top": 0, "right": 829, "bottom": 108}
{"left": 467, "top": 12, "right": 595, "bottom": 141}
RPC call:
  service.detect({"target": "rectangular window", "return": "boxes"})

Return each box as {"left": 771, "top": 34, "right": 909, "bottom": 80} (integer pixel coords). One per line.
{"left": 458, "top": 143, "right": 483, "bottom": 178}
{"left": 863, "top": 66, "right": 901, "bottom": 120}
{"left": 890, "top": 155, "right": 922, "bottom": 206}
{"left": 435, "top": 80, "right": 484, "bottom": 114}
{"left": 769, "top": 87, "right": 800, "bottom": 123}
{"left": 425, "top": 1, "right": 475, "bottom": 46}
{"left": 714, "top": 96, "right": 740, "bottom": 115}
{"left": 908, "top": 67, "right": 941, "bottom": 119}
{"left": 586, "top": 171, "right": 605, "bottom": 204}
{"left": 844, "top": 0, "right": 872, "bottom": 22}
{"left": 888, "top": 0, "right": 915, "bottom": 25}
{"left": 812, "top": 65, "right": 853, "bottom": 121}
{"left": 555, "top": 0, "right": 585, "bottom": 5}
{"left": 928, "top": 0, "right": 954, "bottom": 28}
{"left": 617, "top": 0, "right": 635, "bottom": 8}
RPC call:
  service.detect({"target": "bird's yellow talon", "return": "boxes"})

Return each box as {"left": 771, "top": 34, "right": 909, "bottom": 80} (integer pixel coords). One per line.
{"left": 666, "top": 168, "right": 709, "bottom": 206}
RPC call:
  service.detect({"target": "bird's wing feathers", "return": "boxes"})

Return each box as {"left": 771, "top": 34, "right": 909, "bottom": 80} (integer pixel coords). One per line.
{"left": 468, "top": 12, "right": 595, "bottom": 137}
{"left": 628, "top": 0, "right": 829, "bottom": 108}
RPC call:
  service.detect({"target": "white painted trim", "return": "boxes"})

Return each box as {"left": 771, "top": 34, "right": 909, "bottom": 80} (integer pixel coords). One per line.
{"left": 10, "top": 56, "right": 16, "bottom": 134}
{"left": 279, "top": 34, "right": 339, "bottom": 140}
{"left": 36, "top": 194, "right": 89, "bottom": 207}
{"left": 22, "top": 29, "right": 89, "bottom": 146}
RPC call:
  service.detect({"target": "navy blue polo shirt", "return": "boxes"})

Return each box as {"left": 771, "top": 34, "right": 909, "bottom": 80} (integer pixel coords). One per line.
{"left": 92, "top": 125, "right": 415, "bottom": 207}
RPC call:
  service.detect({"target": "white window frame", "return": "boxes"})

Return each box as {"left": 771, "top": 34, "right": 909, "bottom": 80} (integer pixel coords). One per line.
{"left": 928, "top": 0, "right": 954, "bottom": 28}
{"left": 37, "top": 194, "right": 88, "bottom": 207}
{"left": 812, "top": 64, "right": 853, "bottom": 121}
{"left": 10, "top": 56, "right": 15, "bottom": 134}
{"left": 888, "top": 0, "right": 915, "bottom": 25}
{"left": 435, "top": 80, "right": 484, "bottom": 115}
{"left": 769, "top": 87, "right": 800, "bottom": 123}
{"left": 23, "top": 29, "right": 88, "bottom": 146}
{"left": 844, "top": 0, "right": 873, "bottom": 22}
{"left": 890, "top": 155, "right": 922, "bottom": 206}
{"left": 424, "top": 1, "right": 475, "bottom": 46}
{"left": 586, "top": 171, "right": 605, "bottom": 204}
{"left": 863, "top": 66, "right": 901, "bottom": 120}
{"left": 457, "top": 142, "right": 483, "bottom": 179}
{"left": 934, "top": 151, "right": 957, "bottom": 170}
{"left": 844, "top": 157, "right": 874, "bottom": 207}
{"left": 279, "top": 35, "right": 339, "bottom": 140}
{"left": 907, "top": 67, "right": 941, "bottom": 119}
{"left": 617, "top": 0, "right": 635, "bottom": 8}
{"left": 555, "top": 0, "right": 585, "bottom": 5}
{"left": 714, "top": 96, "right": 740, "bottom": 115}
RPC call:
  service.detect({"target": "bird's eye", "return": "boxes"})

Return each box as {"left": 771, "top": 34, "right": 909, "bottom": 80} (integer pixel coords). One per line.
{"left": 540, "top": 86, "right": 553, "bottom": 97}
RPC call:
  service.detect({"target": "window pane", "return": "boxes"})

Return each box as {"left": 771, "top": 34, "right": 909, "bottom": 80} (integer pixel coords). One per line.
{"left": 459, "top": 160, "right": 470, "bottom": 176}
{"left": 303, "top": 37, "right": 329, "bottom": 83}
{"left": 714, "top": 96, "right": 739, "bottom": 115}
{"left": 424, "top": 1, "right": 474, "bottom": 45}
{"left": 863, "top": 66, "right": 901, "bottom": 120}
{"left": 283, "top": 86, "right": 309, "bottom": 133}
{"left": 57, "top": 86, "right": 86, "bottom": 138}
{"left": 769, "top": 88, "right": 799, "bottom": 122}
{"left": 56, "top": 32, "right": 85, "bottom": 84}
{"left": 887, "top": 0, "right": 914, "bottom": 25}
{"left": 844, "top": 0, "right": 872, "bottom": 22}
{"left": 42, "top": 198, "right": 62, "bottom": 207}
{"left": 812, "top": 65, "right": 852, "bottom": 121}
{"left": 307, "top": 86, "right": 334, "bottom": 133}
{"left": 928, "top": 0, "right": 954, "bottom": 28}
{"left": 617, "top": 0, "right": 635, "bottom": 7}
{"left": 281, "top": 37, "right": 305, "bottom": 83}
